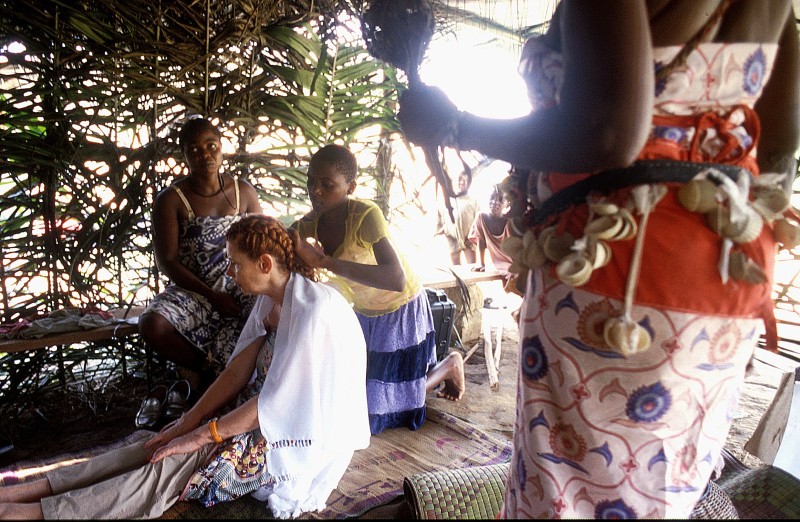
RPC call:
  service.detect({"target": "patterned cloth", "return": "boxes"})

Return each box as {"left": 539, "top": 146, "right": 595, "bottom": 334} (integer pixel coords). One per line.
{"left": 181, "top": 332, "right": 275, "bottom": 506}
{"left": 144, "top": 184, "right": 254, "bottom": 376}
{"left": 503, "top": 39, "right": 781, "bottom": 518}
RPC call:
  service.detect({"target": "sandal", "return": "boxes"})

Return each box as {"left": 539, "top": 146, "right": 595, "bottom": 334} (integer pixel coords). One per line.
{"left": 135, "top": 385, "right": 168, "bottom": 429}
{"left": 163, "top": 380, "right": 191, "bottom": 422}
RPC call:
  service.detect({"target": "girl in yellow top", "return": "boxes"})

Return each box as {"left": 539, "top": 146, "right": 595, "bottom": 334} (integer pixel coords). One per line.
{"left": 291, "top": 144, "right": 465, "bottom": 435}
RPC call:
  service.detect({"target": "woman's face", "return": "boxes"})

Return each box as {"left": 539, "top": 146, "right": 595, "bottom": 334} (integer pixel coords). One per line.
{"left": 306, "top": 162, "right": 354, "bottom": 215}
{"left": 225, "top": 242, "right": 262, "bottom": 294}
{"left": 182, "top": 127, "right": 222, "bottom": 177}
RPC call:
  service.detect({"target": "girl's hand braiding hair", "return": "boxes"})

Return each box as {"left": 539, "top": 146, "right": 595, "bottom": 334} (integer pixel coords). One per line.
{"left": 289, "top": 229, "right": 327, "bottom": 270}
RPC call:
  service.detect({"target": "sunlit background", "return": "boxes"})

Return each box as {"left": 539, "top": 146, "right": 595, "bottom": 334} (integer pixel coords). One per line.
{"left": 385, "top": 2, "right": 552, "bottom": 271}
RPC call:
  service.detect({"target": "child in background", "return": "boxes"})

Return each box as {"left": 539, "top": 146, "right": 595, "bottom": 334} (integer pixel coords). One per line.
{"left": 435, "top": 168, "right": 479, "bottom": 265}
{"left": 290, "top": 144, "right": 465, "bottom": 436}
{"left": 469, "top": 184, "right": 519, "bottom": 293}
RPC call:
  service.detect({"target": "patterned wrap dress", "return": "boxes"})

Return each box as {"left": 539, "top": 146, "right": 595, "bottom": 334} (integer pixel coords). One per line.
{"left": 502, "top": 35, "right": 785, "bottom": 519}
{"left": 144, "top": 180, "right": 255, "bottom": 376}
{"left": 181, "top": 330, "right": 276, "bottom": 506}
{"left": 292, "top": 198, "right": 438, "bottom": 435}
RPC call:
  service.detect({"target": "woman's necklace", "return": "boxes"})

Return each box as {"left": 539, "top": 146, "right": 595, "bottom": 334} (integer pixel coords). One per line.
{"left": 188, "top": 184, "right": 222, "bottom": 198}
{"left": 188, "top": 173, "right": 225, "bottom": 198}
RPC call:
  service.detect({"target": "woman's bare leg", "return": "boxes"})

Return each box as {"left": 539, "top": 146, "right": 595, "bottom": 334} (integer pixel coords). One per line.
{"left": 0, "top": 478, "right": 51, "bottom": 504}
{"left": 426, "top": 352, "right": 465, "bottom": 401}
{"left": 139, "top": 312, "right": 205, "bottom": 372}
{"left": 0, "top": 501, "right": 44, "bottom": 519}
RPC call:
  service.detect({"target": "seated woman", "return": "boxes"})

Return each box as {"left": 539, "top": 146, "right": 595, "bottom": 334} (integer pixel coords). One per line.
{"left": 139, "top": 117, "right": 262, "bottom": 391}
{"left": 0, "top": 215, "right": 370, "bottom": 520}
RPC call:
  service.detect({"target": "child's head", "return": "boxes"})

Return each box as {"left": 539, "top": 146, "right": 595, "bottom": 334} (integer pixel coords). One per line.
{"left": 306, "top": 144, "right": 358, "bottom": 214}
{"left": 309, "top": 144, "right": 358, "bottom": 183}
{"left": 456, "top": 168, "right": 472, "bottom": 196}
{"left": 488, "top": 185, "right": 508, "bottom": 217}
{"left": 226, "top": 215, "right": 317, "bottom": 285}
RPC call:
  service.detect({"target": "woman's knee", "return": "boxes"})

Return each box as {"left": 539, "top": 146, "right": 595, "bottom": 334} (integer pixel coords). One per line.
{"left": 139, "top": 312, "right": 174, "bottom": 345}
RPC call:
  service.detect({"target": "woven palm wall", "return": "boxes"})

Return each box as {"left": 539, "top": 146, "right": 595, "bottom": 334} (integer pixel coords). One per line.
{"left": 0, "top": 0, "right": 407, "bottom": 321}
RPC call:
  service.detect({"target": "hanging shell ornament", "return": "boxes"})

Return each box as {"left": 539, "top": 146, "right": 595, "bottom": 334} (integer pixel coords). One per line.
{"left": 555, "top": 251, "right": 593, "bottom": 286}
{"left": 729, "top": 250, "right": 768, "bottom": 284}
{"left": 586, "top": 239, "right": 612, "bottom": 269}
{"left": 521, "top": 229, "right": 547, "bottom": 268}
{"left": 751, "top": 187, "right": 791, "bottom": 222}
{"left": 501, "top": 235, "right": 523, "bottom": 260}
{"left": 678, "top": 178, "right": 720, "bottom": 213}
{"left": 614, "top": 208, "right": 638, "bottom": 240}
{"left": 540, "top": 228, "right": 576, "bottom": 262}
{"left": 589, "top": 201, "right": 620, "bottom": 216}
{"left": 603, "top": 317, "right": 652, "bottom": 356}
{"left": 724, "top": 206, "right": 764, "bottom": 244}
{"left": 502, "top": 231, "right": 546, "bottom": 272}
{"left": 585, "top": 215, "right": 624, "bottom": 240}
{"left": 584, "top": 207, "right": 637, "bottom": 242}
{"left": 773, "top": 218, "right": 800, "bottom": 250}
{"left": 706, "top": 206, "right": 763, "bottom": 244}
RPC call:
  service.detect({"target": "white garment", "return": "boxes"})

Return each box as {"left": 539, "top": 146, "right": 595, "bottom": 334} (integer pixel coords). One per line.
{"left": 230, "top": 273, "right": 370, "bottom": 518}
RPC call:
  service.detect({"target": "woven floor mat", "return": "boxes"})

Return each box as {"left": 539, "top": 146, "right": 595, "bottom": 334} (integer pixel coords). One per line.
{"left": 402, "top": 448, "right": 800, "bottom": 519}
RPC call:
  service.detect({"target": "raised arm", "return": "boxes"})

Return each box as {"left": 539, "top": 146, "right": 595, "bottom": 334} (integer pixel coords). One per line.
{"left": 292, "top": 231, "right": 407, "bottom": 292}
{"left": 399, "top": 0, "right": 654, "bottom": 174}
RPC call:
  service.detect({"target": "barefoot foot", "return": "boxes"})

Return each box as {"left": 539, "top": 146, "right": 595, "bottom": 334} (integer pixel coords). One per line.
{"left": 434, "top": 352, "right": 465, "bottom": 401}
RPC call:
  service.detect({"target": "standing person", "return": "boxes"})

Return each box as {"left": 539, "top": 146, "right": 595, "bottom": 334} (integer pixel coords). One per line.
{"left": 139, "top": 117, "right": 262, "bottom": 394}
{"left": 470, "top": 183, "right": 523, "bottom": 315}
{"left": 435, "top": 169, "right": 479, "bottom": 265}
{"left": 469, "top": 184, "right": 514, "bottom": 276}
{"left": 290, "top": 144, "right": 466, "bottom": 436}
{"left": 0, "top": 215, "right": 370, "bottom": 520}
{"left": 398, "top": 0, "right": 799, "bottom": 518}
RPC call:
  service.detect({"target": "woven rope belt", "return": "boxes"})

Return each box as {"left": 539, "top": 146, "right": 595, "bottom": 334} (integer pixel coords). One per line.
{"left": 530, "top": 160, "right": 749, "bottom": 225}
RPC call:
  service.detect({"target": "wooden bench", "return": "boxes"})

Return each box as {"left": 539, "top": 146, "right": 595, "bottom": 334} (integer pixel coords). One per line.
{"left": 0, "top": 307, "right": 149, "bottom": 387}
{"left": 419, "top": 264, "right": 506, "bottom": 290}
{"left": 0, "top": 307, "right": 143, "bottom": 355}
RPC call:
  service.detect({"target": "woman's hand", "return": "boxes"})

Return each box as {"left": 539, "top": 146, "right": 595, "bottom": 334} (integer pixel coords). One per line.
{"left": 149, "top": 425, "right": 210, "bottom": 464}
{"left": 472, "top": 265, "right": 486, "bottom": 272}
{"left": 397, "top": 84, "right": 460, "bottom": 148}
{"left": 208, "top": 290, "right": 241, "bottom": 317}
{"left": 142, "top": 414, "right": 197, "bottom": 455}
{"left": 290, "top": 229, "right": 327, "bottom": 269}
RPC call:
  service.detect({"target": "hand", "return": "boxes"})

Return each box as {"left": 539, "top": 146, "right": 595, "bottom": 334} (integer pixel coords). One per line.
{"left": 290, "top": 229, "right": 327, "bottom": 269}
{"left": 149, "top": 425, "right": 210, "bottom": 464}
{"left": 209, "top": 291, "right": 240, "bottom": 317}
{"left": 397, "top": 84, "right": 460, "bottom": 148}
{"left": 472, "top": 265, "right": 486, "bottom": 272}
{"left": 142, "top": 415, "right": 196, "bottom": 455}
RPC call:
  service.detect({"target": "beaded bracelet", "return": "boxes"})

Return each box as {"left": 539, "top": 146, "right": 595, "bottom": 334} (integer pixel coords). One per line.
{"left": 208, "top": 419, "right": 223, "bottom": 444}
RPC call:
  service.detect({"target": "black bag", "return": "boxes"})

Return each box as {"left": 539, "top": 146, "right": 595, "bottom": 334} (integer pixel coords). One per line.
{"left": 426, "top": 288, "right": 455, "bottom": 362}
